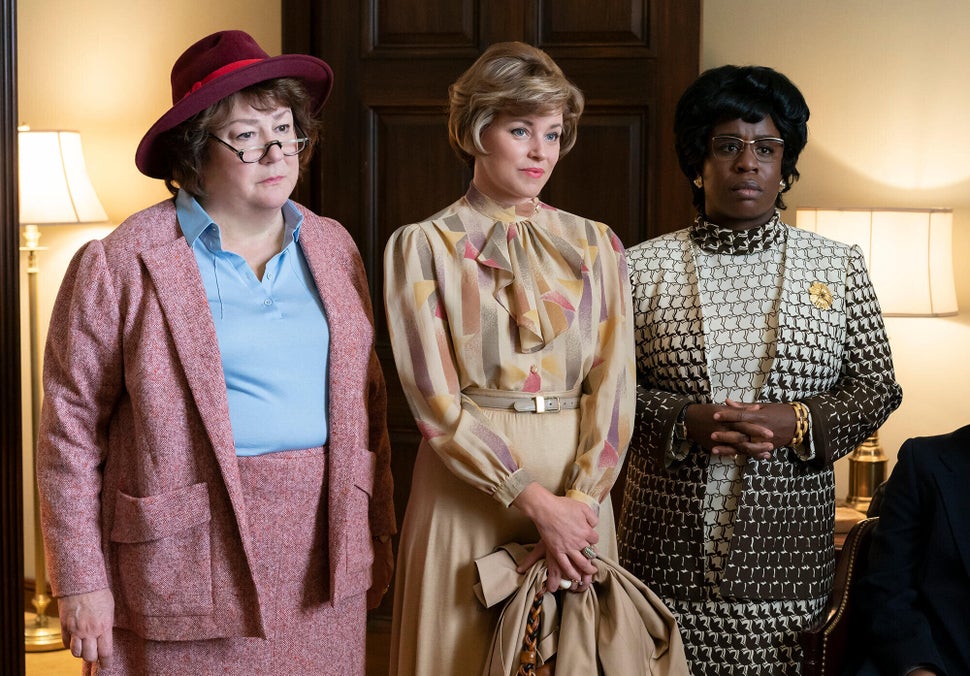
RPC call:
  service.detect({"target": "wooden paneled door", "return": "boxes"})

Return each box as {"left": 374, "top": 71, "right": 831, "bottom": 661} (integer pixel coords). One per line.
{"left": 283, "top": 0, "right": 700, "bottom": 617}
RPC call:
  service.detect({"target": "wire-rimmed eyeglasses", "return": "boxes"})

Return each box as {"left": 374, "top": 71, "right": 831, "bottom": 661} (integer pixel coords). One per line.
{"left": 209, "top": 134, "right": 310, "bottom": 163}
{"left": 710, "top": 135, "right": 785, "bottom": 163}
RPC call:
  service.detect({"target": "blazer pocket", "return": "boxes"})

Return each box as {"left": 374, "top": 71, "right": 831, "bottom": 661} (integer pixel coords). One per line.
{"left": 344, "top": 450, "right": 377, "bottom": 579}
{"left": 353, "top": 448, "right": 376, "bottom": 497}
{"left": 110, "top": 482, "right": 214, "bottom": 617}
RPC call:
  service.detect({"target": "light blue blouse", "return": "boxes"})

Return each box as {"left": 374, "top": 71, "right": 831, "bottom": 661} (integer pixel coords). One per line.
{"left": 176, "top": 189, "right": 329, "bottom": 455}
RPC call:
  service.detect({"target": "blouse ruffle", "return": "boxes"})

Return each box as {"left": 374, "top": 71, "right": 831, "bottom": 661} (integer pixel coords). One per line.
{"left": 466, "top": 186, "right": 584, "bottom": 352}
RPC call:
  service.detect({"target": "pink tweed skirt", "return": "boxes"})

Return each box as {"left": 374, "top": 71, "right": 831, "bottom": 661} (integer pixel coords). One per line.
{"left": 89, "top": 446, "right": 366, "bottom": 675}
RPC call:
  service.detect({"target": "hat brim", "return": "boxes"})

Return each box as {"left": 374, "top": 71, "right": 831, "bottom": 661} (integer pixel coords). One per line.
{"left": 136, "top": 54, "right": 333, "bottom": 179}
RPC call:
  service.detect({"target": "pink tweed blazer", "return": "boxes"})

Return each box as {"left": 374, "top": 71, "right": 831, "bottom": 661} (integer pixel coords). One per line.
{"left": 36, "top": 199, "right": 395, "bottom": 641}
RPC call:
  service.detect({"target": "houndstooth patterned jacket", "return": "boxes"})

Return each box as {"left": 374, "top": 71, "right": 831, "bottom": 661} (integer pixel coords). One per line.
{"left": 617, "top": 222, "right": 902, "bottom": 603}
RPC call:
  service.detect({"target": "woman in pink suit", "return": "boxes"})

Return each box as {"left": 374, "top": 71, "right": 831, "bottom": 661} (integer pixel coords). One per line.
{"left": 35, "top": 30, "right": 394, "bottom": 674}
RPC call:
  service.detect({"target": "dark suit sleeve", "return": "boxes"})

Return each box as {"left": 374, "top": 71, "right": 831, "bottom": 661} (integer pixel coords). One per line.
{"left": 858, "top": 440, "right": 946, "bottom": 674}
{"left": 801, "top": 247, "right": 902, "bottom": 466}
{"left": 633, "top": 385, "right": 692, "bottom": 466}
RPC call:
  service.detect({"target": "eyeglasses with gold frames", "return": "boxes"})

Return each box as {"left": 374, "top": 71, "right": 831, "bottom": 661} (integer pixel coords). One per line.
{"left": 710, "top": 135, "right": 785, "bottom": 163}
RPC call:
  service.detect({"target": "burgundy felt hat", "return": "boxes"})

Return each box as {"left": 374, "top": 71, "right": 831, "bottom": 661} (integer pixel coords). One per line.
{"left": 135, "top": 30, "right": 333, "bottom": 178}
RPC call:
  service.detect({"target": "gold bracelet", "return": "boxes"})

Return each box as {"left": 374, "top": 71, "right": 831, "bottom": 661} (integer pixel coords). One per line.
{"left": 788, "top": 401, "right": 809, "bottom": 446}
{"left": 792, "top": 402, "right": 809, "bottom": 445}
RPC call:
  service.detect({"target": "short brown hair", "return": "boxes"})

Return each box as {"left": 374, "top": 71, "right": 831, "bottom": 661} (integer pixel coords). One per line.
{"left": 448, "top": 42, "right": 584, "bottom": 167}
{"left": 161, "top": 77, "right": 321, "bottom": 198}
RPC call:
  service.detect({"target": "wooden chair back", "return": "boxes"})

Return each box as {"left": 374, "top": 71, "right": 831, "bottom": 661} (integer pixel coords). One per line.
{"left": 799, "top": 517, "right": 879, "bottom": 676}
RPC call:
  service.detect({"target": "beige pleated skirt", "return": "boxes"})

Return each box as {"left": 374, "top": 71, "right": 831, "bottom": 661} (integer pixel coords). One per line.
{"left": 389, "top": 407, "right": 617, "bottom": 676}
{"left": 89, "top": 447, "right": 367, "bottom": 675}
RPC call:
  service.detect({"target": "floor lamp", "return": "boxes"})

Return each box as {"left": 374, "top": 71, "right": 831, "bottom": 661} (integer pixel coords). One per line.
{"left": 18, "top": 129, "right": 108, "bottom": 651}
{"left": 797, "top": 207, "right": 958, "bottom": 512}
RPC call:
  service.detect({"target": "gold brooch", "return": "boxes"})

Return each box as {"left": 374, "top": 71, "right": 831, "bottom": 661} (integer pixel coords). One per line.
{"left": 809, "top": 281, "right": 833, "bottom": 310}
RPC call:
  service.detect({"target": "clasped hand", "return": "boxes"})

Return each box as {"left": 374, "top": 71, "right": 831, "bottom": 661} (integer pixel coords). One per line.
{"left": 512, "top": 483, "right": 599, "bottom": 593}
{"left": 685, "top": 399, "right": 797, "bottom": 460}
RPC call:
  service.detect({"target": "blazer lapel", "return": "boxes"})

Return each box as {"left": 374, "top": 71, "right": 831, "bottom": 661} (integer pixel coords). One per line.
{"left": 765, "top": 228, "right": 843, "bottom": 399}
{"left": 299, "top": 219, "right": 367, "bottom": 417}
{"left": 935, "top": 430, "right": 970, "bottom": 579}
{"left": 673, "top": 235, "right": 712, "bottom": 400}
{"left": 139, "top": 239, "right": 249, "bottom": 520}
{"left": 300, "top": 219, "right": 367, "bottom": 548}
{"left": 767, "top": 228, "right": 810, "bottom": 394}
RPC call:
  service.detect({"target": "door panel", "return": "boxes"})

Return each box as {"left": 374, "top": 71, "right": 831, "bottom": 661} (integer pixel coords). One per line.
{"left": 370, "top": 1, "right": 476, "bottom": 48}
{"left": 540, "top": 0, "right": 647, "bottom": 45}
{"left": 284, "top": 0, "right": 699, "bottom": 617}
{"left": 542, "top": 111, "right": 646, "bottom": 246}
{"left": 372, "top": 108, "right": 470, "bottom": 337}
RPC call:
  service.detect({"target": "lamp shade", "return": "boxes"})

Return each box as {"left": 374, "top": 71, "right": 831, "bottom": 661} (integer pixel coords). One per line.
{"left": 18, "top": 130, "right": 108, "bottom": 225}
{"left": 796, "top": 207, "right": 958, "bottom": 317}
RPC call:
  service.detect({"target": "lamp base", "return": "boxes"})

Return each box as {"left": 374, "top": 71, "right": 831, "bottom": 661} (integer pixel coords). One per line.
{"left": 25, "top": 611, "right": 63, "bottom": 652}
{"left": 845, "top": 432, "right": 887, "bottom": 514}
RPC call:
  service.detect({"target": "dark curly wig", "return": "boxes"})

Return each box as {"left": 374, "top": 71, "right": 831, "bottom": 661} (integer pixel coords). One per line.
{"left": 674, "top": 65, "right": 810, "bottom": 213}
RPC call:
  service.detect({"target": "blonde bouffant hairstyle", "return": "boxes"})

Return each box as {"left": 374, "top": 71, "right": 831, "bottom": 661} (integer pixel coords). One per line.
{"left": 448, "top": 42, "right": 585, "bottom": 167}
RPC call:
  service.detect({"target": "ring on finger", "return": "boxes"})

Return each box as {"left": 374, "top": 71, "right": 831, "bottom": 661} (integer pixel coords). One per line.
{"left": 558, "top": 579, "right": 572, "bottom": 590}
{"left": 581, "top": 545, "right": 598, "bottom": 559}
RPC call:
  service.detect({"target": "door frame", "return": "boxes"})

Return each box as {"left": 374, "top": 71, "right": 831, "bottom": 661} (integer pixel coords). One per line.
{"left": 1, "top": 0, "right": 26, "bottom": 673}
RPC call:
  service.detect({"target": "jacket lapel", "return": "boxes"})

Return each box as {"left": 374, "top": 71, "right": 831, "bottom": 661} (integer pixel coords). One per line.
{"left": 297, "top": 220, "right": 344, "bottom": 398}
{"left": 765, "top": 228, "right": 844, "bottom": 398}
{"left": 673, "top": 234, "right": 711, "bottom": 399}
{"left": 935, "top": 428, "right": 970, "bottom": 579}
{"left": 296, "top": 220, "right": 355, "bottom": 517}
{"left": 767, "top": 228, "right": 807, "bottom": 392}
{"left": 139, "top": 238, "right": 249, "bottom": 520}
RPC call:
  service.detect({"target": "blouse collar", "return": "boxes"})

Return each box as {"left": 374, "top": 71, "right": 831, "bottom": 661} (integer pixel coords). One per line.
{"left": 689, "top": 211, "right": 785, "bottom": 255}
{"left": 465, "top": 183, "right": 541, "bottom": 222}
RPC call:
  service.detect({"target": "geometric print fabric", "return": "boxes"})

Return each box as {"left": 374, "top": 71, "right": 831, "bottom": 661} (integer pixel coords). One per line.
{"left": 618, "top": 215, "right": 902, "bottom": 674}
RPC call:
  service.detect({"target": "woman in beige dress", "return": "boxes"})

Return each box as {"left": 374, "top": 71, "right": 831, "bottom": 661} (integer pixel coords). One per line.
{"left": 383, "top": 42, "right": 635, "bottom": 674}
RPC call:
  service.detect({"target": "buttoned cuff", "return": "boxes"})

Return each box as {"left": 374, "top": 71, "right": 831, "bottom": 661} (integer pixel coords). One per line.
{"left": 493, "top": 468, "right": 536, "bottom": 507}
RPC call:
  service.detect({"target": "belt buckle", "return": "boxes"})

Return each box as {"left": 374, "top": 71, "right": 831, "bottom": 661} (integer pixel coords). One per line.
{"left": 534, "top": 395, "right": 561, "bottom": 413}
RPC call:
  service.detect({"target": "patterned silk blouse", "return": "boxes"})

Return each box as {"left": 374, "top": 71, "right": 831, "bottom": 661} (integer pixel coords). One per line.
{"left": 384, "top": 185, "right": 635, "bottom": 508}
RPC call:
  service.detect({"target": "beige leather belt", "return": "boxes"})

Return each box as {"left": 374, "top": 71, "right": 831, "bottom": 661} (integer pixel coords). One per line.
{"left": 464, "top": 387, "right": 581, "bottom": 414}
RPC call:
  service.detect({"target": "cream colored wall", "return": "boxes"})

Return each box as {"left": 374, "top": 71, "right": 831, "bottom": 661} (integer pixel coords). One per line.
{"left": 18, "top": 0, "right": 281, "bottom": 582}
{"left": 702, "top": 0, "right": 970, "bottom": 499}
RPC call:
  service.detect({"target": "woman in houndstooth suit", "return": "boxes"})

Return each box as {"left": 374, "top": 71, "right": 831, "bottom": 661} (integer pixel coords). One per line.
{"left": 617, "top": 65, "right": 902, "bottom": 675}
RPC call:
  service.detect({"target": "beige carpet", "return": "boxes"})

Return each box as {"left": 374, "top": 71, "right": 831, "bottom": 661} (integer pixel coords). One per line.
{"left": 26, "top": 647, "right": 77, "bottom": 676}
